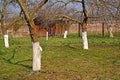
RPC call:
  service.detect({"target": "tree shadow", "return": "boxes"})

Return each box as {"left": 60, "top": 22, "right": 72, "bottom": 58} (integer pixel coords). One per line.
{"left": 2, "top": 47, "right": 32, "bottom": 69}
{"left": 2, "top": 57, "right": 32, "bottom": 69}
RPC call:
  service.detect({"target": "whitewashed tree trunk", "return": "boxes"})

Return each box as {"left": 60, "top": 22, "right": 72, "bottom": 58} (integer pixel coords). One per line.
{"left": 82, "top": 31, "right": 88, "bottom": 49}
{"left": 32, "top": 42, "right": 42, "bottom": 71}
{"left": 4, "top": 34, "right": 9, "bottom": 48}
{"left": 46, "top": 31, "right": 48, "bottom": 40}
{"left": 108, "top": 26, "right": 114, "bottom": 38}
{"left": 64, "top": 30, "right": 68, "bottom": 38}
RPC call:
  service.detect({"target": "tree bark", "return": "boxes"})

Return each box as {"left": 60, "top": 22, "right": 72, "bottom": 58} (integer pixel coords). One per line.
{"left": 82, "top": 22, "right": 88, "bottom": 49}
{"left": 78, "top": 23, "right": 81, "bottom": 37}
{"left": 81, "top": 0, "right": 88, "bottom": 49}
{"left": 102, "top": 22, "right": 105, "bottom": 37}
{"left": 17, "top": 0, "right": 48, "bottom": 71}
{"left": 1, "top": 0, "right": 6, "bottom": 35}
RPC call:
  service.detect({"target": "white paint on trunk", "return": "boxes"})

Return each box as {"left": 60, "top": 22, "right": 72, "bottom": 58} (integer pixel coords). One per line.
{"left": 4, "top": 34, "right": 9, "bottom": 48}
{"left": 39, "top": 46, "right": 43, "bottom": 52}
{"left": 82, "top": 32, "right": 88, "bottom": 49}
{"left": 109, "top": 27, "right": 114, "bottom": 38}
{"left": 32, "top": 42, "right": 42, "bottom": 71}
{"left": 46, "top": 31, "right": 48, "bottom": 40}
{"left": 64, "top": 30, "right": 68, "bottom": 38}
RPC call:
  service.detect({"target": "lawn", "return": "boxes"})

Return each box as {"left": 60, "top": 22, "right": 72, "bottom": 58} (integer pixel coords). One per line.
{"left": 0, "top": 33, "right": 120, "bottom": 80}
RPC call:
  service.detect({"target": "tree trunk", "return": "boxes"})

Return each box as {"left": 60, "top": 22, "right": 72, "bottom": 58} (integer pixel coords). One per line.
{"left": 17, "top": 0, "right": 48, "bottom": 71}
{"left": 81, "top": 0, "right": 89, "bottom": 49}
{"left": 82, "top": 22, "right": 88, "bottom": 49}
{"left": 107, "top": 25, "right": 114, "bottom": 38}
{"left": 102, "top": 22, "right": 105, "bottom": 37}
{"left": 17, "top": 1, "right": 41, "bottom": 71}
{"left": 64, "top": 30, "right": 68, "bottom": 38}
{"left": 82, "top": 31, "right": 88, "bottom": 49}
{"left": 46, "top": 31, "right": 48, "bottom": 40}
{"left": 78, "top": 23, "right": 81, "bottom": 37}
{"left": 29, "top": 21, "right": 42, "bottom": 71}
{"left": 4, "top": 34, "right": 9, "bottom": 48}
{"left": 1, "top": 0, "right": 9, "bottom": 48}
{"left": 32, "top": 42, "right": 42, "bottom": 71}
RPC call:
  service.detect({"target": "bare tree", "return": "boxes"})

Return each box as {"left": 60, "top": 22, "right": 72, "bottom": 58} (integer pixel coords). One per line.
{"left": 39, "top": 0, "right": 95, "bottom": 49}
{"left": 17, "top": 0, "right": 48, "bottom": 71}
{"left": 0, "top": 0, "right": 24, "bottom": 48}
{"left": 1, "top": 0, "right": 7, "bottom": 35}
{"left": 87, "top": 0, "right": 120, "bottom": 37}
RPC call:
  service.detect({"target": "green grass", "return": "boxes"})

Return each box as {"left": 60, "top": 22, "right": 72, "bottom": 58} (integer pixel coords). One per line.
{"left": 0, "top": 33, "right": 120, "bottom": 80}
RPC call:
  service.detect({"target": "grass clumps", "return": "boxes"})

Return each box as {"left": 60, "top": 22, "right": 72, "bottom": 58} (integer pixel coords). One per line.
{"left": 0, "top": 33, "right": 120, "bottom": 80}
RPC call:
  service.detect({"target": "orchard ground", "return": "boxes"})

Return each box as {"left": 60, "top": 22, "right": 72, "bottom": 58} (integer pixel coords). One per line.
{"left": 0, "top": 33, "right": 120, "bottom": 80}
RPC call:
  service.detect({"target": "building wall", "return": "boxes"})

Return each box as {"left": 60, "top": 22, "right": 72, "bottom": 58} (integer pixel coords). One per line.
{"left": 69, "top": 23, "right": 120, "bottom": 33}
{"left": 1, "top": 23, "right": 119, "bottom": 37}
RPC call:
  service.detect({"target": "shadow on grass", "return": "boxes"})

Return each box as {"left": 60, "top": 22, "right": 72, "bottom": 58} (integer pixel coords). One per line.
{"left": 2, "top": 47, "right": 32, "bottom": 69}
{"left": 2, "top": 57, "right": 32, "bottom": 69}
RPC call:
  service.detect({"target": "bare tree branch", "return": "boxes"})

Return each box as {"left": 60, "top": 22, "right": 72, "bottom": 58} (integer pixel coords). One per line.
{"left": 30, "top": 0, "right": 48, "bottom": 19}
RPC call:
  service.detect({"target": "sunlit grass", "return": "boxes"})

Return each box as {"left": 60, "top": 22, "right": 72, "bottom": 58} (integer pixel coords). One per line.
{"left": 0, "top": 33, "right": 120, "bottom": 80}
